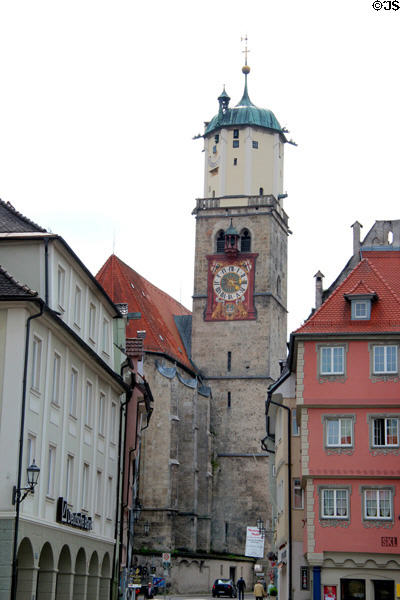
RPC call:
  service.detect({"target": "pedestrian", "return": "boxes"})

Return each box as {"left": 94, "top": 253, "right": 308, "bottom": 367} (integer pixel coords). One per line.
{"left": 254, "top": 580, "right": 265, "bottom": 600}
{"left": 237, "top": 577, "right": 246, "bottom": 600}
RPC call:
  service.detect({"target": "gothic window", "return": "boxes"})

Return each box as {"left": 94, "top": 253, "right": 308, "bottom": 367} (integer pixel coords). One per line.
{"left": 216, "top": 230, "right": 225, "bottom": 253}
{"left": 240, "top": 229, "right": 251, "bottom": 252}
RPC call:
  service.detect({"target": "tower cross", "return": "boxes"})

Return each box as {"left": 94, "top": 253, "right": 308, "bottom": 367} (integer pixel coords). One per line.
{"left": 241, "top": 35, "right": 250, "bottom": 65}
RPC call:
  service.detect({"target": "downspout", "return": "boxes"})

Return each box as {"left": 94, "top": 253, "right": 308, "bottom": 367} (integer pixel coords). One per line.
{"left": 44, "top": 237, "right": 50, "bottom": 305}
{"left": 11, "top": 301, "right": 44, "bottom": 600}
{"left": 111, "top": 378, "right": 133, "bottom": 600}
{"left": 265, "top": 335, "right": 294, "bottom": 600}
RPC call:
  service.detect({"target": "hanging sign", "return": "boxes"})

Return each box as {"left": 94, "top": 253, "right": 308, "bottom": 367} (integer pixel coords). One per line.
{"left": 245, "top": 526, "right": 265, "bottom": 558}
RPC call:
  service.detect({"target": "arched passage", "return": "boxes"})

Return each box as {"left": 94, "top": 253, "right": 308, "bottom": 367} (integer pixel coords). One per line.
{"left": 55, "top": 545, "right": 72, "bottom": 600}
{"left": 99, "top": 553, "right": 111, "bottom": 600}
{"left": 16, "top": 537, "right": 35, "bottom": 600}
{"left": 86, "top": 552, "right": 99, "bottom": 600}
{"left": 72, "top": 548, "right": 87, "bottom": 600}
{"left": 36, "top": 542, "right": 56, "bottom": 600}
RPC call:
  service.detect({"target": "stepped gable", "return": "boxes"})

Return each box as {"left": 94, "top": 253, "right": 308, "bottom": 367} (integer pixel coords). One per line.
{"left": 96, "top": 255, "right": 192, "bottom": 370}
{"left": 0, "top": 266, "right": 38, "bottom": 297}
{"left": 296, "top": 252, "right": 400, "bottom": 334}
{"left": 0, "top": 199, "right": 47, "bottom": 233}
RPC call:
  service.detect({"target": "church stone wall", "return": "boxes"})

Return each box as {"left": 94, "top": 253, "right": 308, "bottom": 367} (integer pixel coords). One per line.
{"left": 134, "top": 355, "right": 211, "bottom": 555}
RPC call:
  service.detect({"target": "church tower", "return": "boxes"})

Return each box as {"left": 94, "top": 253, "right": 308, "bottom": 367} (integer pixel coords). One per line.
{"left": 191, "top": 49, "right": 290, "bottom": 556}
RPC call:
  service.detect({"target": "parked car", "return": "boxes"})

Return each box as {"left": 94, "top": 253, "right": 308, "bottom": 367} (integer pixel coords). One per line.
{"left": 212, "top": 579, "right": 237, "bottom": 598}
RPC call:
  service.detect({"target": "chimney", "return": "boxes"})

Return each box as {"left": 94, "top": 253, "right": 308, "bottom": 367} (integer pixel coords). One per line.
{"left": 314, "top": 271, "right": 324, "bottom": 309}
{"left": 351, "top": 221, "right": 363, "bottom": 257}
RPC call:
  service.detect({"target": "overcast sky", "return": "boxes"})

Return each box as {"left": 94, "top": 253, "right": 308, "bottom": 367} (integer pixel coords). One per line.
{"left": 0, "top": 0, "right": 399, "bottom": 334}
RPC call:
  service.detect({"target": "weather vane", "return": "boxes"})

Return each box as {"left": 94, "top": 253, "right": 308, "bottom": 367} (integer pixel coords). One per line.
{"left": 241, "top": 35, "right": 250, "bottom": 65}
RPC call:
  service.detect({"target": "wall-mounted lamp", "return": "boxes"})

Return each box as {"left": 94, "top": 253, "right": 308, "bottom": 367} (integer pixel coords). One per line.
{"left": 12, "top": 461, "right": 40, "bottom": 505}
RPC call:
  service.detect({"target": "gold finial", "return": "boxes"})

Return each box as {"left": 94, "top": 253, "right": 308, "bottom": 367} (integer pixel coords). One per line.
{"left": 241, "top": 35, "right": 250, "bottom": 74}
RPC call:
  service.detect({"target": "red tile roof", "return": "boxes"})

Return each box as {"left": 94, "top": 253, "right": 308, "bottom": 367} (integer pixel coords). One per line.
{"left": 96, "top": 255, "right": 192, "bottom": 369}
{"left": 296, "top": 251, "right": 400, "bottom": 334}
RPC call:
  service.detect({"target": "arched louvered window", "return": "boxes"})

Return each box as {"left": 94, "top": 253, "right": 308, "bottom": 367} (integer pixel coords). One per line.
{"left": 216, "top": 230, "right": 225, "bottom": 253}
{"left": 240, "top": 229, "right": 251, "bottom": 252}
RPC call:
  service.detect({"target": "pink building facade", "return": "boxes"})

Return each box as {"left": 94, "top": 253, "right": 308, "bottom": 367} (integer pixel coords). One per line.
{"left": 295, "top": 249, "right": 400, "bottom": 600}
{"left": 269, "top": 229, "right": 400, "bottom": 600}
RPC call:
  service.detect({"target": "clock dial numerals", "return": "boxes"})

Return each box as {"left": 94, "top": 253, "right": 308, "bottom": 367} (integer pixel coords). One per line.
{"left": 213, "top": 266, "right": 248, "bottom": 300}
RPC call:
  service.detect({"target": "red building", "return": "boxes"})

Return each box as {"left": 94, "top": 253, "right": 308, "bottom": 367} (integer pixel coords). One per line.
{"left": 269, "top": 222, "right": 400, "bottom": 600}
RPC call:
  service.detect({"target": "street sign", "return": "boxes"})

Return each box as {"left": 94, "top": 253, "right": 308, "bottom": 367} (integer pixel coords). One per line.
{"left": 162, "top": 553, "right": 171, "bottom": 563}
{"left": 153, "top": 577, "right": 166, "bottom": 587}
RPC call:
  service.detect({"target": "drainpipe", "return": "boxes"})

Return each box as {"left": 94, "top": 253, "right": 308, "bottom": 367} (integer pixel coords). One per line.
{"left": 265, "top": 336, "right": 294, "bottom": 600}
{"left": 44, "top": 237, "right": 50, "bottom": 305}
{"left": 111, "top": 362, "right": 133, "bottom": 600}
{"left": 11, "top": 301, "right": 44, "bottom": 600}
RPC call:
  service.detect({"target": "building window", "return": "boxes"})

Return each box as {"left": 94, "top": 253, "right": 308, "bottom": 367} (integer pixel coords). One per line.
{"left": 233, "top": 158, "right": 237, "bottom": 166}
{"left": 259, "top": 187, "right": 264, "bottom": 195}
{"left": 89, "top": 303, "right": 96, "bottom": 341}
{"left": 65, "top": 454, "right": 74, "bottom": 501}
{"left": 85, "top": 381, "right": 93, "bottom": 428}
{"left": 215, "top": 134, "right": 219, "bottom": 143}
{"left": 81, "top": 463, "right": 89, "bottom": 510}
{"left": 372, "top": 417, "right": 399, "bottom": 447}
{"left": 293, "top": 478, "right": 304, "bottom": 509}
{"left": 227, "top": 351, "right": 232, "bottom": 372}
{"left": 69, "top": 368, "right": 78, "bottom": 417}
{"left": 47, "top": 445, "right": 56, "bottom": 498}
{"left": 227, "top": 391, "right": 231, "bottom": 408}
{"left": 74, "top": 285, "right": 82, "bottom": 326}
{"left": 57, "top": 266, "right": 65, "bottom": 310}
{"left": 95, "top": 470, "right": 102, "bottom": 515}
{"left": 363, "top": 488, "right": 392, "bottom": 520}
{"left": 31, "top": 336, "right": 42, "bottom": 391}
{"left": 351, "top": 299, "right": 371, "bottom": 320}
{"left": 213, "top": 145, "right": 217, "bottom": 154}
{"left": 373, "top": 345, "right": 398, "bottom": 374}
{"left": 27, "top": 434, "right": 36, "bottom": 469}
{"left": 51, "top": 353, "right": 61, "bottom": 406}
{"left": 233, "top": 140, "right": 239, "bottom": 148}
{"left": 321, "top": 488, "right": 349, "bottom": 519}
{"left": 326, "top": 417, "right": 352, "bottom": 447}
{"left": 252, "top": 140, "right": 258, "bottom": 149}
{"left": 320, "top": 346, "right": 345, "bottom": 375}
{"left": 102, "top": 318, "right": 110, "bottom": 354}
{"left": 233, "top": 129, "right": 239, "bottom": 139}
{"left": 292, "top": 409, "right": 299, "bottom": 436}
{"left": 216, "top": 230, "right": 225, "bottom": 253}
{"left": 110, "top": 401, "right": 117, "bottom": 443}
{"left": 240, "top": 229, "right": 251, "bottom": 252}
{"left": 106, "top": 476, "right": 113, "bottom": 519}
{"left": 99, "top": 392, "right": 106, "bottom": 436}
{"left": 224, "top": 521, "right": 229, "bottom": 543}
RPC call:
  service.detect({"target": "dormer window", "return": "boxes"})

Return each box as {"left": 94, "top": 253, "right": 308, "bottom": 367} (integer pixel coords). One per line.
{"left": 344, "top": 282, "right": 377, "bottom": 321}
{"left": 352, "top": 299, "right": 370, "bottom": 320}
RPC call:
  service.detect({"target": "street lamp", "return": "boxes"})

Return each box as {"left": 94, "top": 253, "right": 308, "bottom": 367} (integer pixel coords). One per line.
{"left": 12, "top": 460, "right": 40, "bottom": 505}
{"left": 257, "top": 517, "right": 265, "bottom": 538}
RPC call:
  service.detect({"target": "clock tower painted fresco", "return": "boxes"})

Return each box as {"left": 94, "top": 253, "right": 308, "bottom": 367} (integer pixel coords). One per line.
{"left": 191, "top": 49, "right": 291, "bottom": 556}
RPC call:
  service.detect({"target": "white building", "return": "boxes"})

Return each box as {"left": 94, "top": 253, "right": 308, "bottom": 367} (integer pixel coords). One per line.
{"left": 0, "top": 200, "right": 127, "bottom": 600}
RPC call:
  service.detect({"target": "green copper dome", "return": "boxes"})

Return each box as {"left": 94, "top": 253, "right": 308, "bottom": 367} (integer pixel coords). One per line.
{"left": 204, "top": 76, "right": 283, "bottom": 137}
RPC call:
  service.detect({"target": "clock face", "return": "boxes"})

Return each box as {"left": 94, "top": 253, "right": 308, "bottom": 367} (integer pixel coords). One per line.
{"left": 213, "top": 265, "right": 248, "bottom": 301}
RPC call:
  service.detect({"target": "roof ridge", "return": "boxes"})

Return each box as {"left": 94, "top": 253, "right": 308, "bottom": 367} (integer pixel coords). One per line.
{"left": 365, "top": 258, "right": 400, "bottom": 307}
{"left": 0, "top": 265, "right": 38, "bottom": 296}
{"left": 0, "top": 199, "right": 47, "bottom": 233}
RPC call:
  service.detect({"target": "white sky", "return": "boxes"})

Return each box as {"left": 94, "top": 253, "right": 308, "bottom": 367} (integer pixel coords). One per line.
{"left": 0, "top": 0, "right": 399, "bottom": 335}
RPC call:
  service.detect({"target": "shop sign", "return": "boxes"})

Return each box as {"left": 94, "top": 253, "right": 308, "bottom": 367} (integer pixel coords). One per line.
{"left": 324, "top": 585, "right": 337, "bottom": 600}
{"left": 381, "top": 536, "right": 397, "bottom": 547}
{"left": 300, "top": 567, "right": 309, "bottom": 590}
{"left": 57, "top": 497, "right": 93, "bottom": 531}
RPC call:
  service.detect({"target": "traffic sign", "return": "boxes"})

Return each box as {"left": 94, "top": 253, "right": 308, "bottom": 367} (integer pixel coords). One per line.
{"left": 162, "top": 553, "right": 171, "bottom": 563}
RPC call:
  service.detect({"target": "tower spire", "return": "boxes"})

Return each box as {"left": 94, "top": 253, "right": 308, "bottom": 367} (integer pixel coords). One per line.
{"left": 239, "top": 35, "right": 252, "bottom": 107}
